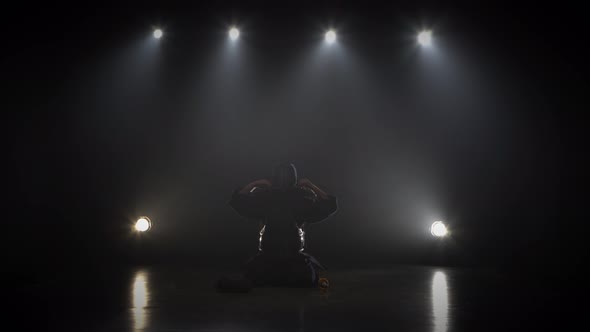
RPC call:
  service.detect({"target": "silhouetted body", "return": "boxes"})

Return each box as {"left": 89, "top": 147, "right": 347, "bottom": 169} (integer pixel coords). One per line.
{"left": 229, "top": 163, "right": 337, "bottom": 287}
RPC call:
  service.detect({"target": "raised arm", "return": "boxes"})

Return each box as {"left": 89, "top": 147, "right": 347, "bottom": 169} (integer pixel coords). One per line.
{"left": 229, "top": 179, "right": 272, "bottom": 219}
{"left": 297, "top": 178, "right": 338, "bottom": 223}
{"left": 238, "top": 179, "right": 272, "bottom": 194}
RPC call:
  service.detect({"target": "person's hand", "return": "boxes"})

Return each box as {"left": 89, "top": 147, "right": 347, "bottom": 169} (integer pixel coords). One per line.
{"left": 301, "top": 186, "right": 318, "bottom": 202}
{"left": 250, "top": 179, "right": 272, "bottom": 187}
{"left": 298, "top": 178, "right": 329, "bottom": 199}
{"left": 239, "top": 179, "right": 272, "bottom": 194}
{"left": 298, "top": 178, "right": 313, "bottom": 188}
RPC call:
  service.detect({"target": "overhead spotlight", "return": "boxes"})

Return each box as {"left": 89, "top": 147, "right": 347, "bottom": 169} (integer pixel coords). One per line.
{"left": 325, "top": 29, "right": 337, "bottom": 44}
{"left": 229, "top": 27, "right": 240, "bottom": 41}
{"left": 417, "top": 30, "right": 432, "bottom": 47}
{"left": 430, "top": 221, "right": 448, "bottom": 237}
{"left": 135, "top": 217, "right": 152, "bottom": 232}
{"left": 153, "top": 28, "right": 163, "bottom": 39}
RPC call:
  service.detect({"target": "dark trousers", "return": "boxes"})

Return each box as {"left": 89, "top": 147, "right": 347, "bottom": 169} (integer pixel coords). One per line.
{"left": 242, "top": 251, "right": 324, "bottom": 287}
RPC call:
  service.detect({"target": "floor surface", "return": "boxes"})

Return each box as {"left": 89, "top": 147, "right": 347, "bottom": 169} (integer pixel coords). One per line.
{"left": 9, "top": 265, "right": 581, "bottom": 331}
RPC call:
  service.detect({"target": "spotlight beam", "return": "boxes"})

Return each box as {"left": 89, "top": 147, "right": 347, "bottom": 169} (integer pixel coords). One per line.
{"left": 431, "top": 221, "right": 448, "bottom": 237}
{"left": 135, "top": 217, "right": 152, "bottom": 232}
{"left": 325, "top": 29, "right": 336, "bottom": 44}
{"left": 153, "top": 28, "right": 163, "bottom": 39}
{"left": 417, "top": 30, "right": 432, "bottom": 47}
{"left": 229, "top": 27, "right": 240, "bottom": 40}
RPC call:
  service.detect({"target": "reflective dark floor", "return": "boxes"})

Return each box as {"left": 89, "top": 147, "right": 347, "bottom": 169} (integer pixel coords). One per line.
{"left": 10, "top": 265, "right": 581, "bottom": 331}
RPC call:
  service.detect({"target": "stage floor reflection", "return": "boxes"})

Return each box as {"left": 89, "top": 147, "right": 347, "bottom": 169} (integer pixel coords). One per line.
{"left": 11, "top": 265, "right": 577, "bottom": 331}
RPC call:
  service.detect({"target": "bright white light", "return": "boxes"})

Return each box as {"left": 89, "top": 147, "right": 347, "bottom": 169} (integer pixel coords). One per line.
{"left": 432, "top": 271, "right": 449, "bottom": 332}
{"left": 325, "top": 29, "right": 336, "bottom": 44}
{"left": 229, "top": 27, "right": 240, "bottom": 41}
{"left": 153, "top": 28, "right": 163, "bottom": 39}
{"left": 417, "top": 30, "right": 432, "bottom": 47}
{"left": 431, "top": 221, "right": 448, "bottom": 237}
{"left": 135, "top": 217, "right": 151, "bottom": 232}
{"left": 132, "top": 271, "right": 150, "bottom": 330}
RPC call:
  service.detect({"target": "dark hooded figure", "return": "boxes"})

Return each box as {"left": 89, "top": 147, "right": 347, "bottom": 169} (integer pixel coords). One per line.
{"left": 228, "top": 163, "right": 337, "bottom": 288}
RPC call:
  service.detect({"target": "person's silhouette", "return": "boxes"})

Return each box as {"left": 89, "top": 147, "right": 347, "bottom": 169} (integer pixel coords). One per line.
{"left": 228, "top": 163, "right": 337, "bottom": 288}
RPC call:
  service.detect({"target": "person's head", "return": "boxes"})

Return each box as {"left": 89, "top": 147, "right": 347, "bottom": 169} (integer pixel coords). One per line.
{"left": 272, "top": 163, "right": 298, "bottom": 189}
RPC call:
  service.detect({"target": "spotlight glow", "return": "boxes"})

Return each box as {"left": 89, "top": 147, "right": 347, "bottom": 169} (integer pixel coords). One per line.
{"left": 135, "top": 217, "right": 152, "bottom": 232}
{"left": 325, "top": 29, "right": 337, "bottom": 44}
{"left": 229, "top": 27, "right": 240, "bottom": 40}
{"left": 417, "top": 30, "right": 432, "bottom": 47}
{"left": 153, "top": 28, "right": 163, "bottom": 39}
{"left": 431, "top": 221, "right": 448, "bottom": 237}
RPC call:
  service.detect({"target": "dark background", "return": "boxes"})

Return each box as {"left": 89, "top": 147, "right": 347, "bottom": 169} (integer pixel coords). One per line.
{"left": 3, "top": 1, "right": 587, "bottom": 279}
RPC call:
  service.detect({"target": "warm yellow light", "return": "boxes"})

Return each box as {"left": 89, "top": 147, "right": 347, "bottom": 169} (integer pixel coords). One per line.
{"left": 132, "top": 270, "right": 150, "bottom": 330}
{"left": 135, "top": 217, "right": 151, "bottom": 232}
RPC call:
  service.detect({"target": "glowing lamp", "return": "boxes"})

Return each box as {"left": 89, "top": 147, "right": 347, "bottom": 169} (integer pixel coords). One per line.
{"left": 417, "top": 30, "right": 432, "bottom": 47}
{"left": 229, "top": 27, "right": 240, "bottom": 40}
{"left": 431, "top": 221, "right": 448, "bottom": 237}
{"left": 135, "top": 217, "right": 152, "bottom": 232}
{"left": 325, "top": 29, "right": 337, "bottom": 44}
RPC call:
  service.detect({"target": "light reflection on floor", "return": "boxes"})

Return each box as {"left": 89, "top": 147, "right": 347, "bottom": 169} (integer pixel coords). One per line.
{"left": 431, "top": 271, "right": 449, "bottom": 332}
{"left": 131, "top": 270, "right": 150, "bottom": 331}
{"left": 15, "top": 266, "right": 573, "bottom": 331}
